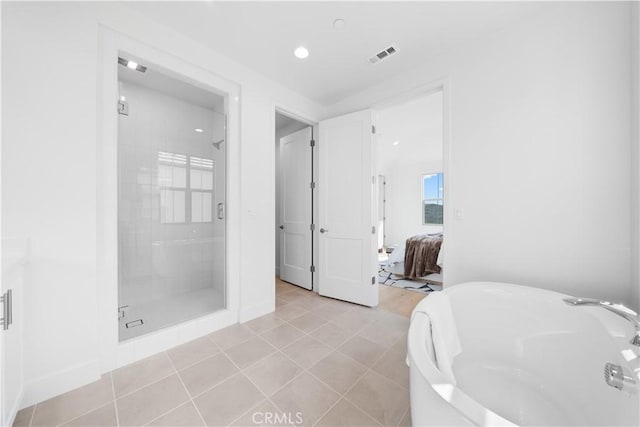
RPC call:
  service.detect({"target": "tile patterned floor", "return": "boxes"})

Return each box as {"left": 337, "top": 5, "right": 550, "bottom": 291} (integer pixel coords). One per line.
{"left": 14, "top": 280, "right": 421, "bottom": 427}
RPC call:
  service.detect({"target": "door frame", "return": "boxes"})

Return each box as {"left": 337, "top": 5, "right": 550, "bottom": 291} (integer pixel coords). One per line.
{"left": 371, "top": 78, "right": 452, "bottom": 287}
{"left": 273, "top": 106, "right": 319, "bottom": 292}
{"left": 271, "top": 78, "right": 451, "bottom": 298}
{"left": 97, "top": 27, "right": 241, "bottom": 371}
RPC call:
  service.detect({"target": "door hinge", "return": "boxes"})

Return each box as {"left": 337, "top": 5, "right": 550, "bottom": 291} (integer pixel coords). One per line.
{"left": 118, "top": 100, "right": 129, "bottom": 116}
{"left": 310, "top": 181, "right": 316, "bottom": 189}
{"left": 118, "top": 305, "right": 128, "bottom": 319}
{"left": 310, "top": 224, "right": 315, "bottom": 231}
{"left": 371, "top": 125, "right": 376, "bottom": 134}
{"left": 372, "top": 226, "right": 376, "bottom": 234}
{"left": 310, "top": 139, "right": 316, "bottom": 147}
{"left": 371, "top": 276, "right": 376, "bottom": 285}
{"left": 310, "top": 265, "right": 316, "bottom": 273}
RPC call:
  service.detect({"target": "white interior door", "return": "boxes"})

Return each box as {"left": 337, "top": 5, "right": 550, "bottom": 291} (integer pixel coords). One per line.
{"left": 279, "top": 127, "right": 313, "bottom": 290}
{"left": 378, "top": 174, "right": 385, "bottom": 250}
{"left": 318, "top": 110, "right": 378, "bottom": 306}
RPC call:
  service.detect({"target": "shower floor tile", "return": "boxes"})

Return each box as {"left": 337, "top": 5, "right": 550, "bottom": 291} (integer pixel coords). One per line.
{"left": 20, "top": 279, "right": 420, "bottom": 427}
{"left": 119, "top": 287, "right": 225, "bottom": 341}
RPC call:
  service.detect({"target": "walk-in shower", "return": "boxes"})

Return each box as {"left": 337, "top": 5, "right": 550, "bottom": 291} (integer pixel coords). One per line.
{"left": 117, "top": 57, "right": 226, "bottom": 341}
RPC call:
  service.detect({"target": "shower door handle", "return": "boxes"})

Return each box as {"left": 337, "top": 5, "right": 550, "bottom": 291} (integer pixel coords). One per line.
{"left": 217, "top": 203, "right": 224, "bottom": 220}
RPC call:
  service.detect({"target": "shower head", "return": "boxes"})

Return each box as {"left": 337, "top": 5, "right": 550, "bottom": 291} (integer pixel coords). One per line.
{"left": 212, "top": 139, "right": 224, "bottom": 150}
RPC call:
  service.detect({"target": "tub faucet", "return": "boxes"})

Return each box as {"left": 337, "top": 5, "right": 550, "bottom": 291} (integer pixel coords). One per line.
{"left": 563, "top": 297, "right": 640, "bottom": 347}
{"left": 604, "top": 362, "right": 638, "bottom": 393}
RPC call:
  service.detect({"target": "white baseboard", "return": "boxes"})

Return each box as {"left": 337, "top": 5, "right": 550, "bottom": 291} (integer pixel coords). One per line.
{"left": 239, "top": 299, "right": 274, "bottom": 323}
{"left": 21, "top": 309, "right": 265, "bottom": 408}
{"left": 3, "top": 390, "right": 24, "bottom": 427}
{"left": 21, "top": 360, "right": 102, "bottom": 409}
{"left": 114, "top": 309, "right": 237, "bottom": 368}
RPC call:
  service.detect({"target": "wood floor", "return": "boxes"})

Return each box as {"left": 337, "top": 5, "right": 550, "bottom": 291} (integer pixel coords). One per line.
{"left": 377, "top": 284, "right": 426, "bottom": 317}
{"left": 275, "top": 277, "right": 426, "bottom": 318}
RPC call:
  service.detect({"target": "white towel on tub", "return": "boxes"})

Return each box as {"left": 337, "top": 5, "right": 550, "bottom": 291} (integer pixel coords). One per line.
{"left": 410, "top": 292, "right": 462, "bottom": 385}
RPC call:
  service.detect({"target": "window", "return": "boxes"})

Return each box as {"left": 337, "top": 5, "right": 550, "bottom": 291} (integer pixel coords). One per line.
{"left": 190, "top": 156, "right": 214, "bottom": 223}
{"left": 159, "top": 151, "right": 214, "bottom": 224}
{"left": 422, "top": 173, "right": 443, "bottom": 225}
{"left": 159, "top": 152, "right": 187, "bottom": 224}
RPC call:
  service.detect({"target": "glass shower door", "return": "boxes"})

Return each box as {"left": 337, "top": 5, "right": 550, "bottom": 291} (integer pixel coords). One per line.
{"left": 117, "top": 64, "right": 226, "bottom": 341}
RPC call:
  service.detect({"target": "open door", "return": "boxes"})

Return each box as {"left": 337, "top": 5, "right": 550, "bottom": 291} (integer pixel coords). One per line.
{"left": 279, "top": 126, "right": 313, "bottom": 290}
{"left": 318, "top": 110, "right": 378, "bottom": 306}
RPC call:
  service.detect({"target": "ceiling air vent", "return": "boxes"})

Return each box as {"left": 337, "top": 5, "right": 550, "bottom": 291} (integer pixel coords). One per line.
{"left": 369, "top": 45, "right": 398, "bottom": 65}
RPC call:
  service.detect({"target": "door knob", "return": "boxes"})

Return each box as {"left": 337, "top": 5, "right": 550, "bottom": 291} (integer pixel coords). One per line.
{"left": 279, "top": 225, "right": 284, "bottom": 230}
{"left": 320, "top": 228, "right": 328, "bottom": 233}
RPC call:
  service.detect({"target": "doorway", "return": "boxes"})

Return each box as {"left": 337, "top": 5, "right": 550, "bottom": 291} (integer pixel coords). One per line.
{"left": 98, "top": 27, "right": 241, "bottom": 371}
{"left": 117, "top": 56, "right": 227, "bottom": 341}
{"left": 275, "top": 111, "right": 314, "bottom": 291}
{"left": 375, "top": 89, "right": 445, "bottom": 295}
{"left": 272, "top": 83, "right": 449, "bottom": 309}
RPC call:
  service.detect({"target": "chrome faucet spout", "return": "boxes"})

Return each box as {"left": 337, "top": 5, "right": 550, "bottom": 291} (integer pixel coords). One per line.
{"left": 564, "top": 297, "right": 640, "bottom": 347}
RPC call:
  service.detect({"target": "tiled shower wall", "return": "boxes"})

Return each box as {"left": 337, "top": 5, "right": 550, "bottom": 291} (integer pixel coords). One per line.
{"left": 118, "top": 80, "right": 226, "bottom": 308}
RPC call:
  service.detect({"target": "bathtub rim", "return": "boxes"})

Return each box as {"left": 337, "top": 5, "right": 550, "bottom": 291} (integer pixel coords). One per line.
{"left": 408, "top": 310, "right": 516, "bottom": 426}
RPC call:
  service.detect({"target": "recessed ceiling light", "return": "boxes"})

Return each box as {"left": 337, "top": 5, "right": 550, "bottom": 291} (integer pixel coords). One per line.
{"left": 195, "top": 128, "right": 204, "bottom": 133}
{"left": 127, "top": 61, "right": 138, "bottom": 70}
{"left": 333, "top": 19, "right": 346, "bottom": 30}
{"left": 393, "top": 141, "right": 400, "bottom": 146}
{"left": 294, "top": 46, "right": 309, "bottom": 59}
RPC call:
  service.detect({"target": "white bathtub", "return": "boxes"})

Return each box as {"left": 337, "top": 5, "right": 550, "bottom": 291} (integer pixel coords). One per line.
{"left": 408, "top": 282, "right": 640, "bottom": 426}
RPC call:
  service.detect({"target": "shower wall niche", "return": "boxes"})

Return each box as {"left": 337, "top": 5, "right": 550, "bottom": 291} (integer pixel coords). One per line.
{"left": 117, "top": 59, "right": 226, "bottom": 341}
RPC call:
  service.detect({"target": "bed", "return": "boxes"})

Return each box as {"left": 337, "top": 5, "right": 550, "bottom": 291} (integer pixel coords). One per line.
{"left": 385, "top": 233, "right": 443, "bottom": 284}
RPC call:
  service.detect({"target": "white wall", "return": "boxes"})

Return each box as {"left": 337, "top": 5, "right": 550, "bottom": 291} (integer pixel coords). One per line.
{"left": 376, "top": 92, "right": 443, "bottom": 248}
{"left": 631, "top": 2, "right": 640, "bottom": 312}
{"left": 1, "top": 1, "right": 325, "bottom": 407}
{"left": 380, "top": 163, "right": 443, "bottom": 249}
{"left": 275, "top": 119, "right": 310, "bottom": 276}
{"left": 330, "top": 2, "right": 634, "bottom": 306}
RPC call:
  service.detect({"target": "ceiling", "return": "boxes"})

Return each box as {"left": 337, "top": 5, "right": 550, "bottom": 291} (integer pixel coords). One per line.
{"left": 127, "top": 1, "right": 547, "bottom": 107}
{"left": 275, "top": 112, "right": 307, "bottom": 133}
{"left": 377, "top": 90, "right": 443, "bottom": 172}
{"left": 118, "top": 57, "right": 225, "bottom": 112}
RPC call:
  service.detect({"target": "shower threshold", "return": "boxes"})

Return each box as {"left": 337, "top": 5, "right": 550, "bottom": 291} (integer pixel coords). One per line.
{"left": 118, "top": 287, "right": 224, "bottom": 341}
